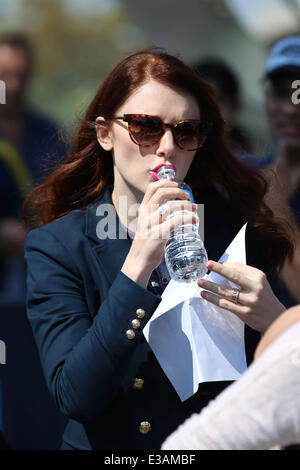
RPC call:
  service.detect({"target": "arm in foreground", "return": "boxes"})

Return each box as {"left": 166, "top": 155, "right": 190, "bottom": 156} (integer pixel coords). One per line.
{"left": 161, "top": 305, "right": 300, "bottom": 450}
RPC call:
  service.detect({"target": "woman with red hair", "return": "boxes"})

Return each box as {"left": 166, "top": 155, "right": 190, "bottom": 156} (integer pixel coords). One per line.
{"left": 24, "top": 48, "right": 294, "bottom": 450}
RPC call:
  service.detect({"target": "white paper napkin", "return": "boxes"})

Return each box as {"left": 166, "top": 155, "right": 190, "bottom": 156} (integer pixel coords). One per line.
{"left": 143, "top": 223, "right": 248, "bottom": 401}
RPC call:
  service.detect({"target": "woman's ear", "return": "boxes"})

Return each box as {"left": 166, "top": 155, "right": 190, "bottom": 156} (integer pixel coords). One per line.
{"left": 95, "top": 116, "right": 113, "bottom": 151}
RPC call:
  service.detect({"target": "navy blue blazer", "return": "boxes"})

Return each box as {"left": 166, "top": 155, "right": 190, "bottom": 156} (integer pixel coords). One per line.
{"left": 25, "top": 188, "right": 269, "bottom": 450}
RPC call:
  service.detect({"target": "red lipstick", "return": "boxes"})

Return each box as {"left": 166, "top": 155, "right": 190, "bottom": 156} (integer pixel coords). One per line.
{"left": 151, "top": 163, "right": 177, "bottom": 181}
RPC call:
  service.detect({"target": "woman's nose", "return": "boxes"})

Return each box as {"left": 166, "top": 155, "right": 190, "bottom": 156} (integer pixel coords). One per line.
{"left": 156, "top": 128, "right": 176, "bottom": 159}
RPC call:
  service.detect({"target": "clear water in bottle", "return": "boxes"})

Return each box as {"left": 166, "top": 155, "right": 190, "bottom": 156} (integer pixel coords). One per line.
{"left": 155, "top": 164, "right": 208, "bottom": 282}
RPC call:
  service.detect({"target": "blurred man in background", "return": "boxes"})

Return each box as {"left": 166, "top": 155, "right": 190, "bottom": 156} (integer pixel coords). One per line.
{"left": 0, "top": 32, "right": 66, "bottom": 449}
{"left": 262, "top": 36, "right": 300, "bottom": 223}
{"left": 259, "top": 36, "right": 300, "bottom": 307}
{"left": 193, "top": 41, "right": 300, "bottom": 222}
{"left": 0, "top": 32, "right": 66, "bottom": 304}
{"left": 193, "top": 58, "right": 253, "bottom": 155}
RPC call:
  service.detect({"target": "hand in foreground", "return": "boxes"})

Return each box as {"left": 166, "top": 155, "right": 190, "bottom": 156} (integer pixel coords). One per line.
{"left": 197, "top": 261, "right": 286, "bottom": 333}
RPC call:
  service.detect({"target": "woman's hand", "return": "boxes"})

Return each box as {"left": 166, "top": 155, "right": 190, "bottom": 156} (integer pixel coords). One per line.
{"left": 197, "top": 261, "right": 286, "bottom": 333}
{"left": 121, "top": 179, "right": 198, "bottom": 288}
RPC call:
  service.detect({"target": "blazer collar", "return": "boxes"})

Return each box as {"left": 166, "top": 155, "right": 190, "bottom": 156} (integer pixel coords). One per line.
{"left": 84, "top": 188, "right": 132, "bottom": 284}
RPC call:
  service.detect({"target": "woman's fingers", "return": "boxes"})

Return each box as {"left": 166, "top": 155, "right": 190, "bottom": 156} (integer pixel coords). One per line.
{"left": 198, "top": 261, "right": 285, "bottom": 332}
{"left": 152, "top": 187, "right": 190, "bottom": 206}
{"left": 200, "top": 290, "right": 251, "bottom": 317}
{"left": 197, "top": 279, "right": 244, "bottom": 304}
{"left": 142, "top": 179, "right": 177, "bottom": 204}
{"left": 204, "top": 260, "right": 264, "bottom": 291}
{"left": 142, "top": 179, "right": 189, "bottom": 206}
{"left": 158, "top": 200, "right": 197, "bottom": 222}
{"left": 137, "top": 210, "right": 198, "bottom": 240}
{"left": 205, "top": 260, "right": 244, "bottom": 287}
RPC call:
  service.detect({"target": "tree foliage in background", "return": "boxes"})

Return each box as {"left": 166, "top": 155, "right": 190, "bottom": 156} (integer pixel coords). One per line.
{"left": 0, "top": 0, "right": 146, "bottom": 129}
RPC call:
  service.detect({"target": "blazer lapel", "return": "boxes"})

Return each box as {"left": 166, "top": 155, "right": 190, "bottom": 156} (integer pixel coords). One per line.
{"left": 84, "top": 189, "right": 132, "bottom": 284}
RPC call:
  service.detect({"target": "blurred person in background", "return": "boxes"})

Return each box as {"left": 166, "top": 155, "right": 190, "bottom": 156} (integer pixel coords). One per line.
{"left": 262, "top": 36, "right": 300, "bottom": 224}
{"left": 252, "top": 37, "right": 300, "bottom": 307}
{"left": 193, "top": 58, "right": 253, "bottom": 155}
{"left": 259, "top": 36, "right": 300, "bottom": 307}
{"left": 0, "top": 32, "right": 66, "bottom": 449}
{"left": 195, "top": 44, "right": 300, "bottom": 307}
{"left": 0, "top": 32, "right": 66, "bottom": 305}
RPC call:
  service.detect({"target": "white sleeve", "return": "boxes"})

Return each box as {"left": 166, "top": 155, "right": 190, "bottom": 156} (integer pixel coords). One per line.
{"left": 161, "top": 321, "right": 300, "bottom": 450}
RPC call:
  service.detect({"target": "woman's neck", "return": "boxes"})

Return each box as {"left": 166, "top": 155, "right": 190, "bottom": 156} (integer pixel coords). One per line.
{"left": 111, "top": 182, "right": 143, "bottom": 233}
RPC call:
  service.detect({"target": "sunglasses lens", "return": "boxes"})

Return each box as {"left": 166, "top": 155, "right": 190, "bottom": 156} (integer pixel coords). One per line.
{"left": 174, "top": 121, "right": 211, "bottom": 150}
{"left": 128, "top": 116, "right": 163, "bottom": 146}
{"left": 127, "top": 115, "right": 211, "bottom": 150}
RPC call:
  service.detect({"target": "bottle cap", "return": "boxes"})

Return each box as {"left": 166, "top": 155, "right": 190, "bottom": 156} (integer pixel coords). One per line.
{"left": 152, "top": 163, "right": 177, "bottom": 181}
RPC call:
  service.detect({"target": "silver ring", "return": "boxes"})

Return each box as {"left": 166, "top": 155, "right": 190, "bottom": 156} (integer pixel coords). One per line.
{"left": 231, "top": 287, "right": 240, "bottom": 303}
{"left": 158, "top": 205, "right": 167, "bottom": 217}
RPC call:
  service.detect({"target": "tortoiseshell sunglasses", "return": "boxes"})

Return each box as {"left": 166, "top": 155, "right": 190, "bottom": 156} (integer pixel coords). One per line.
{"left": 105, "top": 114, "right": 213, "bottom": 151}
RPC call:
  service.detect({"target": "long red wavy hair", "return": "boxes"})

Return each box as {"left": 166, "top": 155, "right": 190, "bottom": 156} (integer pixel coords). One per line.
{"left": 23, "top": 48, "right": 295, "bottom": 273}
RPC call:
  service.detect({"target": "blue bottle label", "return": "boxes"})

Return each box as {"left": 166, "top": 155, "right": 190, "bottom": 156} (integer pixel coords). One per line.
{"left": 182, "top": 189, "right": 194, "bottom": 203}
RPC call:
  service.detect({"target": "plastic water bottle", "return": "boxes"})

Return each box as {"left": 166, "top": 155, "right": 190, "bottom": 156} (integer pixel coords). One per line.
{"left": 155, "top": 164, "right": 208, "bottom": 282}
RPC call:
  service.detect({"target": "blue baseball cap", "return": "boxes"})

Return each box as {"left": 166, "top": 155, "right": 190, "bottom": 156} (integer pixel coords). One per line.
{"left": 265, "top": 36, "right": 300, "bottom": 77}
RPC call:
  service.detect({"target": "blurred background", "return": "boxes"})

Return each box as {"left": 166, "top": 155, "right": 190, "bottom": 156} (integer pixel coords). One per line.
{"left": 0, "top": 0, "right": 299, "bottom": 153}
{"left": 1, "top": 0, "right": 300, "bottom": 450}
